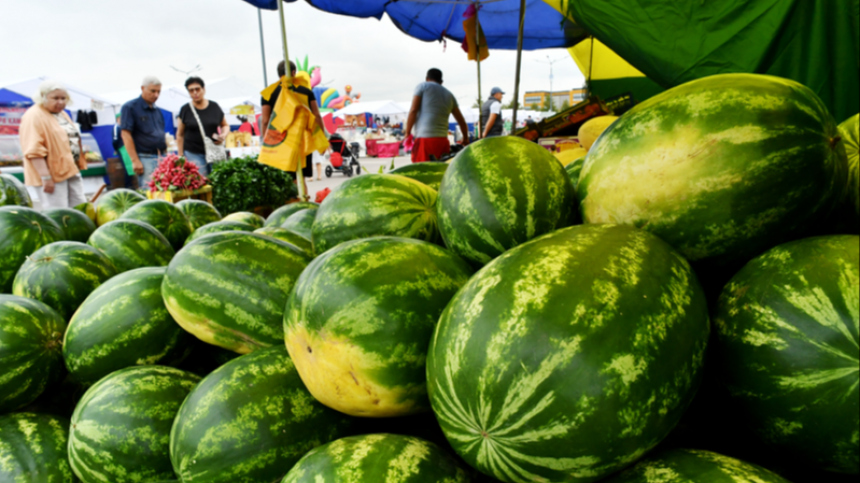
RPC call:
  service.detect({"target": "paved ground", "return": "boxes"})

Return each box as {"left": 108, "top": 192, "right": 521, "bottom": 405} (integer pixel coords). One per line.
{"left": 302, "top": 154, "right": 413, "bottom": 197}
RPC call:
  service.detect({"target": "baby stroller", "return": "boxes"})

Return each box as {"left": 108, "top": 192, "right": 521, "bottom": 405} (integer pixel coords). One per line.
{"left": 326, "top": 133, "right": 361, "bottom": 177}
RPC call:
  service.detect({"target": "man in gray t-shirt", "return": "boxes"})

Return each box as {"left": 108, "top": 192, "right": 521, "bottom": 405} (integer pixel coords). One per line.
{"left": 405, "top": 68, "right": 469, "bottom": 162}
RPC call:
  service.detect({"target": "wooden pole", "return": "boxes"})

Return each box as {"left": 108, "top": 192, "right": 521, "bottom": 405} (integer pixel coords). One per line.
{"left": 277, "top": 0, "right": 305, "bottom": 200}
{"left": 511, "top": 0, "right": 526, "bottom": 131}
{"left": 475, "top": 2, "right": 483, "bottom": 139}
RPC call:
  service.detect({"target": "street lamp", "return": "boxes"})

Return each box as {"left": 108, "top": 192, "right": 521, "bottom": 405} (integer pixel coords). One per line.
{"left": 535, "top": 55, "right": 566, "bottom": 111}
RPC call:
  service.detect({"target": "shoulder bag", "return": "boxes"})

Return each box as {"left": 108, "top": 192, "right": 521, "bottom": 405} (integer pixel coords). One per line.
{"left": 188, "top": 103, "right": 227, "bottom": 164}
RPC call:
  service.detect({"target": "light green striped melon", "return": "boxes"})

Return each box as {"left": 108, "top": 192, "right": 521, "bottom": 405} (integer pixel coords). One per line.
{"left": 838, "top": 114, "right": 859, "bottom": 223}
{"left": 265, "top": 202, "right": 318, "bottom": 228}
{"left": 0, "top": 412, "right": 76, "bottom": 482}
{"left": 253, "top": 226, "right": 314, "bottom": 259}
{"left": 221, "top": 211, "right": 265, "bottom": 228}
{"left": 280, "top": 208, "right": 316, "bottom": 240}
{"left": 0, "top": 205, "right": 64, "bottom": 293}
{"left": 185, "top": 220, "right": 255, "bottom": 243}
{"left": 87, "top": 219, "right": 175, "bottom": 273}
{"left": 176, "top": 199, "right": 221, "bottom": 230}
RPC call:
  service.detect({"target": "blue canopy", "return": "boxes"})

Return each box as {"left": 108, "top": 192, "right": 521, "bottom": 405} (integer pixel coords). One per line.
{"left": 0, "top": 88, "right": 33, "bottom": 108}
{"left": 244, "top": 0, "right": 585, "bottom": 50}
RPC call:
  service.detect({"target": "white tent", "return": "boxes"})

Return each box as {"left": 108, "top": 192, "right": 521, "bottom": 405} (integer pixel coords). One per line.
{"left": 333, "top": 100, "right": 409, "bottom": 119}
{"left": 450, "top": 108, "right": 479, "bottom": 124}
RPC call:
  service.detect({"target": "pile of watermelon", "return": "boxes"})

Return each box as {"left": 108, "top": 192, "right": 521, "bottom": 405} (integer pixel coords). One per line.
{"left": 0, "top": 73, "right": 857, "bottom": 483}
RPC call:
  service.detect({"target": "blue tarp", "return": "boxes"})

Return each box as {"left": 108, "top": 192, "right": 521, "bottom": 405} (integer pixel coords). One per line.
{"left": 244, "top": 0, "right": 584, "bottom": 50}
{"left": 0, "top": 88, "right": 33, "bottom": 107}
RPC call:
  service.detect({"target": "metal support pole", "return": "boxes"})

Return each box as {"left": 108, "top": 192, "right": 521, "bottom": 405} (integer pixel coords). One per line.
{"left": 257, "top": 8, "right": 268, "bottom": 87}
{"left": 277, "top": 0, "right": 305, "bottom": 200}
{"left": 475, "top": 3, "right": 483, "bottom": 139}
{"left": 511, "top": 0, "right": 526, "bottom": 130}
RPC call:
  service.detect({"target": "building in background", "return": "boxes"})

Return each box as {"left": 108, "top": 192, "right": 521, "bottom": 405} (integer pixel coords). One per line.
{"left": 523, "top": 88, "right": 586, "bottom": 110}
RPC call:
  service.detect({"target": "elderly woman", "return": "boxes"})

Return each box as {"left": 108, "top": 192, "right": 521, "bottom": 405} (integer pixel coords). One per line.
{"left": 176, "top": 76, "right": 229, "bottom": 174}
{"left": 18, "top": 81, "right": 88, "bottom": 209}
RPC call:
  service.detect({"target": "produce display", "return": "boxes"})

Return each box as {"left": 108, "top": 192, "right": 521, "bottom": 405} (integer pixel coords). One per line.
{"left": 0, "top": 172, "right": 32, "bottom": 207}
{"left": 12, "top": 241, "right": 118, "bottom": 320}
{"left": 0, "top": 68, "right": 857, "bottom": 483}
{"left": 437, "top": 136, "right": 576, "bottom": 267}
{"left": 714, "top": 235, "right": 859, "bottom": 474}
{"left": 285, "top": 237, "right": 473, "bottom": 417}
{"left": 87, "top": 219, "right": 176, "bottom": 273}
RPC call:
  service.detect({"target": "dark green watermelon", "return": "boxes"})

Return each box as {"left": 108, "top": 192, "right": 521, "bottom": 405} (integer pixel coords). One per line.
{"left": 0, "top": 206, "right": 64, "bottom": 293}
{"left": 12, "top": 241, "right": 118, "bottom": 320}
{"left": 714, "top": 235, "right": 859, "bottom": 474}
{"left": 95, "top": 188, "right": 145, "bottom": 226}
{"left": 390, "top": 162, "right": 449, "bottom": 190}
{"left": 176, "top": 199, "right": 222, "bottom": 230}
{"left": 185, "top": 220, "right": 255, "bottom": 243}
{"left": 0, "top": 173, "right": 32, "bottom": 207}
{"left": 170, "top": 345, "right": 353, "bottom": 483}
{"left": 603, "top": 449, "right": 791, "bottom": 482}
{"left": 0, "top": 295, "right": 66, "bottom": 413}
{"left": 264, "top": 201, "right": 318, "bottom": 228}
{"left": 221, "top": 211, "right": 265, "bottom": 228}
{"left": 87, "top": 219, "right": 175, "bottom": 273}
{"left": 254, "top": 227, "right": 314, "bottom": 259}
{"left": 0, "top": 413, "right": 76, "bottom": 482}
{"left": 280, "top": 208, "right": 316, "bottom": 240}
{"left": 45, "top": 207, "right": 97, "bottom": 243}
{"left": 119, "top": 199, "right": 193, "bottom": 251}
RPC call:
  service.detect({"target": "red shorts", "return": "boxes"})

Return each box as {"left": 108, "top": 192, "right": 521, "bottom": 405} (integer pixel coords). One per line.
{"left": 411, "top": 137, "right": 450, "bottom": 163}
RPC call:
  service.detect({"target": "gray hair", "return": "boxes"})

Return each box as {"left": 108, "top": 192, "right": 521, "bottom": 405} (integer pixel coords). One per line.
{"left": 33, "top": 80, "right": 73, "bottom": 107}
{"left": 141, "top": 76, "right": 162, "bottom": 87}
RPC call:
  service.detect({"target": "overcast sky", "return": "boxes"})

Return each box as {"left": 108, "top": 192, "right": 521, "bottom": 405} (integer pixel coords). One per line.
{"left": 0, "top": 0, "right": 585, "bottom": 108}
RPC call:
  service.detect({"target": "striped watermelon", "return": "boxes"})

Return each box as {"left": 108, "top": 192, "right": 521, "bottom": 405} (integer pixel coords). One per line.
{"left": 579, "top": 73, "right": 849, "bottom": 264}
{"left": 68, "top": 366, "right": 200, "bottom": 483}
{"left": 13, "top": 241, "right": 118, "bottom": 320}
{"left": 170, "top": 346, "right": 353, "bottom": 483}
{"left": 73, "top": 201, "right": 97, "bottom": 224}
{"left": 0, "top": 206, "right": 64, "bottom": 293}
{"left": 120, "top": 200, "right": 193, "bottom": 251}
{"left": 0, "top": 295, "right": 66, "bottom": 412}
{"left": 176, "top": 199, "right": 222, "bottom": 230}
{"left": 839, "top": 114, "right": 859, "bottom": 222}
{"left": 426, "top": 224, "right": 710, "bottom": 483}
{"left": 0, "top": 413, "right": 76, "bottom": 482}
{"left": 95, "top": 188, "right": 145, "bottom": 226}
{"left": 45, "top": 207, "right": 97, "bottom": 243}
{"left": 280, "top": 208, "right": 316, "bottom": 240}
{"left": 312, "top": 174, "right": 440, "bottom": 254}
{"left": 87, "top": 219, "right": 175, "bottom": 273}
{"left": 162, "top": 232, "right": 309, "bottom": 353}
{"left": 603, "top": 449, "right": 791, "bottom": 483}
{"left": 437, "top": 136, "right": 577, "bottom": 267}
{"left": 281, "top": 434, "right": 470, "bottom": 483}
{"left": 390, "top": 162, "right": 449, "bottom": 190}
{"left": 254, "top": 226, "right": 314, "bottom": 259}
{"left": 565, "top": 157, "right": 586, "bottom": 191}
{"left": 221, "top": 211, "right": 265, "bottom": 228}
{"left": 64, "top": 267, "right": 192, "bottom": 385}
{"left": 185, "top": 220, "right": 255, "bottom": 243}
{"left": 285, "top": 237, "right": 473, "bottom": 417}
{"left": 714, "top": 235, "right": 859, "bottom": 474}
{"left": 265, "top": 201, "right": 319, "bottom": 228}
{"left": 177, "top": 339, "right": 241, "bottom": 377}
{"left": 0, "top": 173, "right": 32, "bottom": 207}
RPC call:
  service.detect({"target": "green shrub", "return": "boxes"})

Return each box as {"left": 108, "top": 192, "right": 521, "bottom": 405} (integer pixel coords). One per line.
{"left": 209, "top": 156, "right": 297, "bottom": 215}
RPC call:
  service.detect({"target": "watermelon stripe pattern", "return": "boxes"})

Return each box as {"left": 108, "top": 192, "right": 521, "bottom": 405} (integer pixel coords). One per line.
{"left": 426, "top": 224, "right": 710, "bottom": 483}
{"left": 120, "top": 200, "right": 194, "bottom": 251}
{"left": 312, "top": 174, "right": 440, "bottom": 254}
{"left": 714, "top": 235, "right": 859, "bottom": 474}
{"left": 0, "top": 295, "right": 66, "bottom": 412}
{"left": 185, "top": 220, "right": 255, "bottom": 243}
{"left": 64, "top": 267, "right": 192, "bottom": 385}
{"left": 838, "top": 114, "right": 859, "bottom": 220}
{"left": 95, "top": 188, "right": 145, "bottom": 226}
{"left": 222, "top": 211, "right": 265, "bottom": 228}
{"left": 176, "top": 199, "right": 222, "bottom": 230}
{"left": 87, "top": 219, "right": 175, "bottom": 273}
{"left": 45, "top": 208, "right": 96, "bottom": 243}
{"left": 12, "top": 241, "right": 118, "bottom": 321}
{"left": 0, "top": 206, "right": 64, "bottom": 293}
{"left": 604, "top": 449, "right": 791, "bottom": 483}
{"left": 282, "top": 433, "right": 470, "bottom": 483}
{"left": 265, "top": 202, "right": 319, "bottom": 228}
{"left": 281, "top": 208, "right": 316, "bottom": 240}
{"left": 162, "top": 232, "right": 309, "bottom": 353}
{"left": 0, "top": 413, "right": 76, "bottom": 482}
{"left": 578, "top": 73, "right": 848, "bottom": 263}
{"left": 254, "top": 227, "right": 315, "bottom": 259}
{"left": 68, "top": 366, "right": 200, "bottom": 483}
{"left": 389, "top": 162, "right": 449, "bottom": 190}
{"left": 0, "top": 173, "right": 32, "bottom": 207}
{"left": 170, "top": 346, "right": 353, "bottom": 483}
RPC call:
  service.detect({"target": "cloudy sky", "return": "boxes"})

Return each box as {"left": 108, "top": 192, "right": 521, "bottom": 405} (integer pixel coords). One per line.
{"left": 0, "top": 0, "right": 585, "bottom": 108}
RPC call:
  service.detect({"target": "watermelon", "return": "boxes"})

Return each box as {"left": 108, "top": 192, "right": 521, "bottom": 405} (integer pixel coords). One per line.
{"left": 87, "top": 219, "right": 175, "bottom": 273}
{"left": 565, "top": 156, "right": 586, "bottom": 191}
{"left": 12, "top": 241, "right": 117, "bottom": 320}
{"left": 221, "top": 211, "right": 265, "bottom": 228}
{"left": 176, "top": 199, "right": 222, "bottom": 230}
{"left": 579, "top": 73, "right": 848, "bottom": 264}
{"left": 0, "top": 206, "right": 64, "bottom": 293}
{"left": 0, "top": 295, "right": 66, "bottom": 412}
{"left": 426, "top": 224, "right": 710, "bottom": 483}
{"left": 17, "top": 376, "right": 86, "bottom": 420}
{"left": 285, "top": 237, "right": 473, "bottom": 417}
{"left": 0, "top": 413, "right": 76, "bottom": 482}
{"left": 162, "top": 231, "right": 309, "bottom": 353}
{"left": 68, "top": 366, "right": 200, "bottom": 483}
{"left": 177, "top": 339, "right": 241, "bottom": 378}
{"left": 64, "top": 267, "right": 193, "bottom": 385}
{"left": 714, "top": 235, "right": 859, "bottom": 474}
{"left": 280, "top": 208, "right": 316, "bottom": 240}
{"left": 389, "top": 162, "right": 449, "bottom": 190}
{"left": 437, "top": 136, "right": 577, "bottom": 267}
{"left": 254, "top": 226, "right": 314, "bottom": 258}
{"left": 45, "top": 207, "right": 97, "bottom": 243}
{"left": 185, "top": 220, "right": 255, "bottom": 243}
{"left": 170, "top": 346, "right": 353, "bottom": 483}
{"left": 119, "top": 200, "right": 193, "bottom": 251}
{"left": 95, "top": 188, "right": 145, "bottom": 226}
{"left": 0, "top": 173, "right": 32, "bottom": 207}
{"left": 838, "top": 114, "right": 859, "bottom": 222}
{"left": 73, "top": 201, "right": 97, "bottom": 224}
{"left": 603, "top": 449, "right": 791, "bottom": 483}
{"left": 281, "top": 434, "right": 470, "bottom": 483}
{"left": 312, "top": 174, "right": 440, "bottom": 254}
{"left": 578, "top": 115, "right": 618, "bottom": 151}
{"left": 265, "top": 201, "right": 319, "bottom": 228}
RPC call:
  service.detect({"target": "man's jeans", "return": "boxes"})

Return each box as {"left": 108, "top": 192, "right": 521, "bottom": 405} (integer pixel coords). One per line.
{"left": 138, "top": 154, "right": 160, "bottom": 187}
